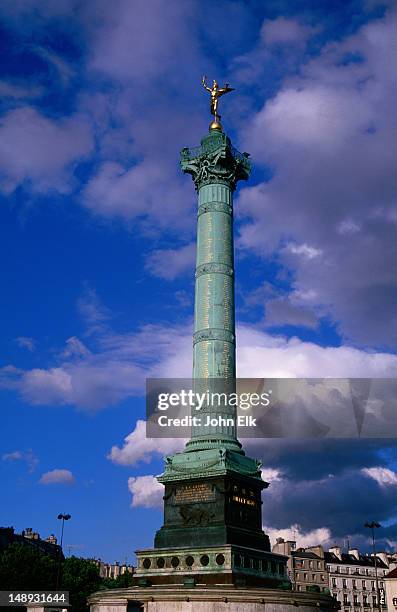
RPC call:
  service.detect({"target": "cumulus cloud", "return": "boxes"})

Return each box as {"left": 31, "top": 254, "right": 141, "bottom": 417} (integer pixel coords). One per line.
{"left": 109, "top": 419, "right": 185, "bottom": 466}
{"left": 1, "top": 322, "right": 397, "bottom": 410}
{"left": 88, "top": 0, "right": 199, "bottom": 83}
{"left": 261, "top": 468, "right": 283, "bottom": 482}
{"left": 39, "top": 469, "right": 75, "bottom": 485}
{"left": 82, "top": 157, "right": 193, "bottom": 231}
{"left": 266, "top": 524, "right": 332, "bottom": 549}
{"left": 238, "top": 7, "right": 397, "bottom": 348}
{"left": 0, "top": 107, "right": 93, "bottom": 194}
{"left": 362, "top": 466, "right": 397, "bottom": 487}
{"left": 145, "top": 243, "right": 196, "bottom": 280}
{"left": 260, "top": 466, "right": 397, "bottom": 544}
{"left": 119, "top": 446, "right": 397, "bottom": 547}
{"left": 128, "top": 475, "right": 163, "bottom": 508}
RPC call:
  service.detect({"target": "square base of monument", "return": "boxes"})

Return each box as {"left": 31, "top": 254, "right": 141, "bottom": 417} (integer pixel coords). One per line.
{"left": 135, "top": 544, "right": 289, "bottom": 588}
{"left": 89, "top": 586, "right": 340, "bottom": 612}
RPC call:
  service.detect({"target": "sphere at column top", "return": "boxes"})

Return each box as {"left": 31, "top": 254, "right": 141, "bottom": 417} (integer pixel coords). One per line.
{"left": 209, "top": 120, "right": 222, "bottom": 131}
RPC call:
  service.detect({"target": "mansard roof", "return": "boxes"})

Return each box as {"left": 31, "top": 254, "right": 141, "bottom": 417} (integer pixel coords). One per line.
{"left": 292, "top": 550, "right": 323, "bottom": 560}
{"left": 324, "top": 551, "right": 388, "bottom": 569}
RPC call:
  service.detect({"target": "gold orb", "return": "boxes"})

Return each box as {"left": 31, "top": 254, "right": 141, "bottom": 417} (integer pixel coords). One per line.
{"left": 209, "top": 121, "right": 222, "bottom": 131}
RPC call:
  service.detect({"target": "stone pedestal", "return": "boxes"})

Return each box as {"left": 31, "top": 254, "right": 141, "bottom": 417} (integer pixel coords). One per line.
{"left": 135, "top": 544, "right": 288, "bottom": 588}
{"left": 88, "top": 586, "right": 340, "bottom": 612}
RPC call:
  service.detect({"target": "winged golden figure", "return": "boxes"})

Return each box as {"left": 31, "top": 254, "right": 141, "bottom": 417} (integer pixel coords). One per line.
{"left": 202, "top": 76, "right": 235, "bottom": 124}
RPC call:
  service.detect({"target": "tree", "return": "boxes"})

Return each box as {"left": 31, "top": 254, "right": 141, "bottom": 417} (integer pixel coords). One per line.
{"left": 101, "top": 571, "right": 134, "bottom": 590}
{"left": 0, "top": 543, "right": 57, "bottom": 591}
{"left": 0, "top": 546, "right": 103, "bottom": 612}
{"left": 61, "top": 556, "right": 102, "bottom": 612}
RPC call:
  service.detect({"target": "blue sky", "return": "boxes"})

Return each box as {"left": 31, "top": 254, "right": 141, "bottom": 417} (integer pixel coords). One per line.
{"left": 1, "top": 0, "right": 397, "bottom": 563}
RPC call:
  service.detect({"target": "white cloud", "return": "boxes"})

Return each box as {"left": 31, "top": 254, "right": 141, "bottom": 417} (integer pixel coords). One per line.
{"left": 338, "top": 219, "right": 361, "bottom": 235}
{"left": 2, "top": 449, "right": 38, "bottom": 472}
{"left": 61, "top": 337, "right": 91, "bottom": 359}
{"left": 261, "top": 468, "right": 283, "bottom": 482}
{"left": 32, "top": 46, "right": 74, "bottom": 86}
{"left": 88, "top": 0, "right": 198, "bottom": 83}
{"left": 39, "top": 469, "right": 75, "bottom": 485}
{"left": 128, "top": 475, "right": 163, "bottom": 508}
{"left": 109, "top": 419, "right": 185, "bottom": 466}
{"left": 145, "top": 243, "right": 196, "bottom": 280}
{"left": 266, "top": 523, "right": 332, "bottom": 549}
{"left": 21, "top": 367, "right": 73, "bottom": 405}
{"left": 83, "top": 160, "right": 191, "bottom": 230}
{"left": 77, "top": 285, "right": 111, "bottom": 336}
{"left": 0, "top": 80, "right": 43, "bottom": 99}
{"left": 238, "top": 8, "right": 397, "bottom": 347}
{"left": 261, "top": 17, "right": 317, "bottom": 47}
{"left": 236, "top": 325, "right": 397, "bottom": 378}
{"left": 362, "top": 466, "right": 397, "bottom": 487}
{"left": 1, "top": 323, "right": 397, "bottom": 410}
{"left": 15, "top": 337, "right": 35, "bottom": 352}
{"left": 0, "top": 107, "right": 93, "bottom": 194}
{"left": 286, "top": 243, "right": 322, "bottom": 259}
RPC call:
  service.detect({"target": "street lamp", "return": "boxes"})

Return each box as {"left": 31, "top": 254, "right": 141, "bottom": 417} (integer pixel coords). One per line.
{"left": 364, "top": 521, "right": 381, "bottom": 609}
{"left": 56, "top": 513, "right": 71, "bottom": 590}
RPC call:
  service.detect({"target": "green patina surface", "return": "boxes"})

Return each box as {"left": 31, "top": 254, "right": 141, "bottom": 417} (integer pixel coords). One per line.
{"left": 182, "top": 129, "right": 250, "bottom": 453}
{"left": 153, "top": 129, "right": 274, "bottom": 556}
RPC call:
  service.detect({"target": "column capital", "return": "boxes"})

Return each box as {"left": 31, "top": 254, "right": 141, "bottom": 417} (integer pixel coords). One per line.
{"left": 180, "top": 130, "right": 251, "bottom": 191}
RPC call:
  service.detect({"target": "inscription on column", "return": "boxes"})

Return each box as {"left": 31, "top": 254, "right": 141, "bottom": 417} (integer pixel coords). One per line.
{"left": 173, "top": 483, "right": 215, "bottom": 505}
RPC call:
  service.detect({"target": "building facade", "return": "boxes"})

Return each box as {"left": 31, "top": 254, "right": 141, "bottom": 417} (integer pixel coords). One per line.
{"left": 272, "top": 539, "right": 395, "bottom": 611}
{"left": 0, "top": 526, "right": 62, "bottom": 560}
{"left": 90, "top": 558, "right": 135, "bottom": 579}
{"left": 384, "top": 568, "right": 397, "bottom": 611}
{"left": 273, "top": 539, "right": 329, "bottom": 593}
{"left": 326, "top": 546, "right": 388, "bottom": 612}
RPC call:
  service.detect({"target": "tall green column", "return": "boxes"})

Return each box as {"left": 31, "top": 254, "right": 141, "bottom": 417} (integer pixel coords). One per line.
{"left": 153, "top": 125, "right": 271, "bottom": 555}
{"left": 181, "top": 128, "right": 251, "bottom": 452}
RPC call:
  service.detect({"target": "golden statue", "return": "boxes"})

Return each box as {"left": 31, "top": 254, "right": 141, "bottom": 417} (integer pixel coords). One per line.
{"left": 202, "top": 76, "right": 234, "bottom": 130}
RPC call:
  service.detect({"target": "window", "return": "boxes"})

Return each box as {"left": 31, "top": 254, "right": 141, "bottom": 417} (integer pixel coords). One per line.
{"left": 353, "top": 594, "right": 358, "bottom": 605}
{"left": 372, "top": 596, "right": 377, "bottom": 606}
{"left": 352, "top": 580, "right": 356, "bottom": 589}
{"left": 371, "top": 581, "right": 375, "bottom": 591}
{"left": 318, "top": 561, "right": 321, "bottom": 569}
{"left": 362, "top": 580, "right": 366, "bottom": 590}
{"left": 309, "top": 560, "right": 313, "bottom": 569}
{"left": 343, "top": 594, "right": 349, "bottom": 604}
{"left": 332, "top": 578, "right": 337, "bottom": 587}
{"left": 363, "top": 594, "right": 368, "bottom": 605}
{"left": 312, "top": 574, "right": 316, "bottom": 581}
{"left": 321, "top": 575, "right": 325, "bottom": 581}
{"left": 304, "top": 573, "right": 308, "bottom": 580}
{"left": 343, "top": 579, "right": 347, "bottom": 588}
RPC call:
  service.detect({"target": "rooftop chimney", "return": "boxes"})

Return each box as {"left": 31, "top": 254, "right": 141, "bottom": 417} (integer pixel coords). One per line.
{"left": 329, "top": 546, "right": 342, "bottom": 559}
{"left": 348, "top": 548, "right": 359, "bottom": 560}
